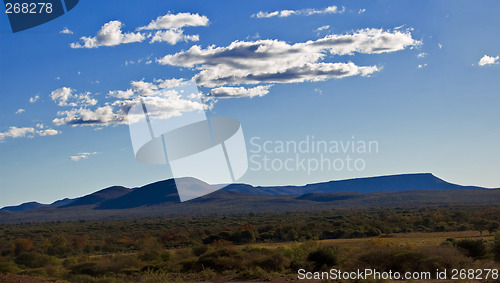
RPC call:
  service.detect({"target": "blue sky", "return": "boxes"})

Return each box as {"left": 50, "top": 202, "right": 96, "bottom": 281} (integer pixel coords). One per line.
{"left": 1, "top": 0, "right": 499, "bottom": 207}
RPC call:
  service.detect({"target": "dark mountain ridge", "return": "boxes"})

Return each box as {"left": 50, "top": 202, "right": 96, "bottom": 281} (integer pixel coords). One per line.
{"left": 0, "top": 173, "right": 497, "bottom": 223}
{"left": 223, "top": 173, "right": 484, "bottom": 195}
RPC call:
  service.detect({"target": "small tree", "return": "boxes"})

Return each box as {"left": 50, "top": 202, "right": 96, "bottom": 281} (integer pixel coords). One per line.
{"left": 12, "top": 238, "right": 33, "bottom": 256}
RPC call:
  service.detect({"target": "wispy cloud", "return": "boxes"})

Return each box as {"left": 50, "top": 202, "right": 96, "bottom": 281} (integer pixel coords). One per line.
{"left": 478, "top": 55, "right": 499, "bottom": 66}
{"left": 0, "top": 126, "right": 60, "bottom": 141}
{"left": 71, "top": 12, "right": 208, "bottom": 48}
{"left": 50, "top": 87, "right": 97, "bottom": 107}
{"left": 60, "top": 27, "right": 73, "bottom": 34}
{"left": 52, "top": 79, "right": 205, "bottom": 127}
{"left": 29, "top": 95, "right": 40, "bottom": 103}
{"left": 70, "top": 21, "right": 146, "bottom": 48}
{"left": 210, "top": 85, "right": 272, "bottom": 98}
{"left": 252, "top": 5, "right": 344, "bottom": 18}
{"left": 315, "top": 25, "right": 330, "bottom": 32}
{"left": 137, "top": 12, "right": 209, "bottom": 30}
{"left": 69, "top": 152, "right": 98, "bottom": 162}
{"left": 15, "top": 109, "right": 25, "bottom": 114}
{"left": 417, "top": 52, "right": 426, "bottom": 58}
{"left": 158, "top": 28, "right": 420, "bottom": 88}
{"left": 149, "top": 29, "right": 199, "bottom": 44}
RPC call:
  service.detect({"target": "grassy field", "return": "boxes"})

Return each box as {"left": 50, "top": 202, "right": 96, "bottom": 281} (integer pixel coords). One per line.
{"left": 1, "top": 206, "right": 499, "bottom": 282}
{"left": 248, "top": 230, "right": 495, "bottom": 250}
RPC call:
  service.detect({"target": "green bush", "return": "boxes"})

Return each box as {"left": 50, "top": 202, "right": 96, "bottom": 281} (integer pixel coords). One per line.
{"left": 14, "top": 252, "right": 58, "bottom": 268}
{"left": 0, "top": 260, "right": 20, "bottom": 273}
{"left": 365, "top": 227, "right": 382, "bottom": 237}
{"left": 197, "top": 247, "right": 242, "bottom": 272}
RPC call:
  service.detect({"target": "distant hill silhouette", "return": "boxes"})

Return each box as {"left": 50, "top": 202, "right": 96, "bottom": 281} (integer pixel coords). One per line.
{"left": 96, "top": 180, "right": 179, "bottom": 209}
{"left": 0, "top": 201, "right": 46, "bottom": 212}
{"left": 0, "top": 173, "right": 497, "bottom": 223}
{"left": 61, "top": 186, "right": 131, "bottom": 208}
{"left": 50, "top": 198, "right": 76, "bottom": 207}
{"left": 223, "top": 173, "right": 484, "bottom": 195}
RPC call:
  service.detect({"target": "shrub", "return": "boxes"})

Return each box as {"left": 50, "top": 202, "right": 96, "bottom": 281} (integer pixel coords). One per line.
{"left": 232, "top": 229, "right": 255, "bottom": 244}
{"left": 197, "top": 247, "right": 242, "bottom": 272}
{"left": 70, "top": 262, "right": 108, "bottom": 276}
{"left": 14, "top": 252, "right": 58, "bottom": 268}
{"left": 12, "top": 238, "right": 33, "bottom": 255}
{"left": 356, "top": 245, "right": 472, "bottom": 272}
{"left": 192, "top": 245, "right": 208, "bottom": 256}
{"left": 492, "top": 236, "right": 500, "bottom": 262}
{"left": 365, "top": 227, "right": 382, "bottom": 237}
{"left": 0, "top": 260, "right": 20, "bottom": 273}
{"left": 256, "top": 251, "right": 290, "bottom": 272}
{"left": 453, "top": 239, "right": 487, "bottom": 260}
{"left": 307, "top": 247, "right": 337, "bottom": 271}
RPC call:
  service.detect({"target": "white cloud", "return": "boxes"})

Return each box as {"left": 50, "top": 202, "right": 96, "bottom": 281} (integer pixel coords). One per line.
{"left": 253, "top": 5, "right": 344, "bottom": 18}
{"left": 478, "top": 55, "right": 499, "bottom": 66}
{"left": 130, "top": 79, "right": 159, "bottom": 96}
{"left": 16, "top": 109, "right": 25, "bottom": 114}
{"left": 358, "top": 9, "right": 366, "bottom": 14}
{"left": 53, "top": 106, "right": 125, "bottom": 126}
{"left": 108, "top": 78, "right": 184, "bottom": 99}
{"left": 210, "top": 85, "right": 272, "bottom": 98}
{"left": 158, "top": 28, "right": 419, "bottom": 87}
{"left": 417, "top": 63, "right": 427, "bottom": 68}
{"left": 154, "top": 78, "right": 185, "bottom": 88}
{"left": 54, "top": 95, "right": 204, "bottom": 127}
{"left": 60, "top": 27, "right": 73, "bottom": 34}
{"left": 417, "top": 52, "right": 426, "bottom": 58}
{"left": 438, "top": 43, "right": 443, "bottom": 49}
{"left": 0, "top": 127, "right": 35, "bottom": 140}
{"left": 50, "top": 87, "right": 97, "bottom": 107}
{"left": 38, "top": 129, "right": 60, "bottom": 136}
{"left": 138, "top": 13, "right": 207, "bottom": 44}
{"left": 150, "top": 29, "right": 199, "bottom": 44}
{"left": 54, "top": 79, "right": 204, "bottom": 127}
{"left": 0, "top": 126, "right": 60, "bottom": 141}
{"left": 70, "top": 21, "right": 146, "bottom": 49}
{"left": 137, "top": 12, "right": 209, "bottom": 30}
{"left": 70, "top": 13, "right": 208, "bottom": 48}
{"left": 69, "top": 152, "right": 98, "bottom": 162}
{"left": 108, "top": 89, "right": 135, "bottom": 99}
{"left": 50, "top": 87, "right": 75, "bottom": 106}
{"left": 316, "top": 25, "right": 330, "bottom": 32}
{"left": 29, "top": 95, "right": 40, "bottom": 103}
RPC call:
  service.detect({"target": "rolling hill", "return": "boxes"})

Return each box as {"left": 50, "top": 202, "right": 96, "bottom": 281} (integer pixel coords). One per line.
{"left": 0, "top": 173, "right": 497, "bottom": 223}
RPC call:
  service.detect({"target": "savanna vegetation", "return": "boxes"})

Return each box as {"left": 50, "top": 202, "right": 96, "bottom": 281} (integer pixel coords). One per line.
{"left": 0, "top": 205, "right": 499, "bottom": 282}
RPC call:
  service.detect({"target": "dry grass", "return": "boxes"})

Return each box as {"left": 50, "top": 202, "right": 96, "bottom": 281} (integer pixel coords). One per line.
{"left": 246, "top": 231, "right": 495, "bottom": 250}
